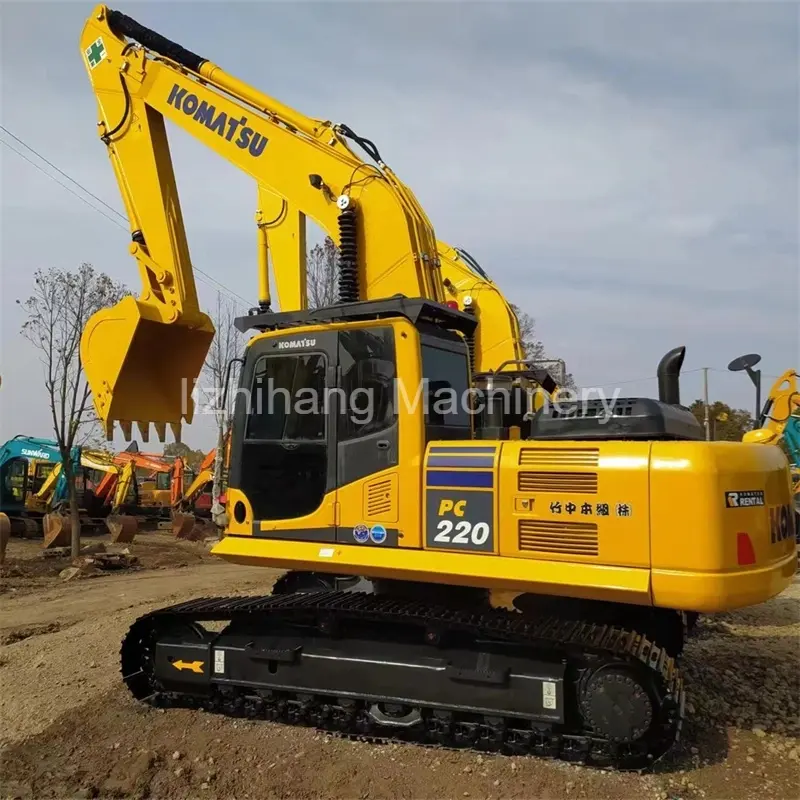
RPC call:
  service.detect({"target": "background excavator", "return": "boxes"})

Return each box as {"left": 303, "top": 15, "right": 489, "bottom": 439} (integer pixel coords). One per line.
{"left": 744, "top": 369, "right": 800, "bottom": 517}
{"left": 0, "top": 436, "right": 66, "bottom": 537}
{"left": 36, "top": 449, "right": 139, "bottom": 547}
{"left": 112, "top": 441, "right": 228, "bottom": 536}
{"left": 77, "top": 5, "right": 796, "bottom": 769}
{"left": 170, "top": 432, "right": 231, "bottom": 539}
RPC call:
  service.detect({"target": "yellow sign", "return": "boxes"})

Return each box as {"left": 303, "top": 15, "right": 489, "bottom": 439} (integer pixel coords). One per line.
{"left": 171, "top": 659, "right": 204, "bottom": 674}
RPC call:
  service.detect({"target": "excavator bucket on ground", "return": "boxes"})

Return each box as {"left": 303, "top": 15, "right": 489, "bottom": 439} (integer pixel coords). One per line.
{"left": 42, "top": 512, "right": 71, "bottom": 549}
{"left": 105, "top": 514, "right": 138, "bottom": 543}
{"left": 171, "top": 512, "right": 201, "bottom": 540}
{"left": 80, "top": 297, "right": 215, "bottom": 438}
{"left": 0, "top": 513, "right": 10, "bottom": 564}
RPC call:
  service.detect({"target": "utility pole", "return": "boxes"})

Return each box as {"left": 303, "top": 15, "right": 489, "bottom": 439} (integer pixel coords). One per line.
{"left": 703, "top": 367, "right": 711, "bottom": 440}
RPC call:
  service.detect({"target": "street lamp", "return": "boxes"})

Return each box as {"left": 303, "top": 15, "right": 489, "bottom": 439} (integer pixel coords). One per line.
{"left": 728, "top": 353, "right": 762, "bottom": 424}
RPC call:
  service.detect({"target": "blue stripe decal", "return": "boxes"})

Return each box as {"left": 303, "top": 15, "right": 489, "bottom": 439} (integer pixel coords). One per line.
{"left": 429, "top": 446, "right": 497, "bottom": 454}
{"left": 427, "top": 455, "right": 495, "bottom": 468}
{"left": 426, "top": 470, "right": 494, "bottom": 488}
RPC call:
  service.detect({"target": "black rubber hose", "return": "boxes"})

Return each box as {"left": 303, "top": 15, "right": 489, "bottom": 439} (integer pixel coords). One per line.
{"left": 107, "top": 9, "right": 206, "bottom": 72}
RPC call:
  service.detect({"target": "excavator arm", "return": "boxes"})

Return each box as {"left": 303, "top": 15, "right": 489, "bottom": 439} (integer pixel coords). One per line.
{"left": 744, "top": 369, "right": 799, "bottom": 446}
{"left": 743, "top": 369, "right": 800, "bottom": 507}
{"left": 80, "top": 5, "right": 445, "bottom": 441}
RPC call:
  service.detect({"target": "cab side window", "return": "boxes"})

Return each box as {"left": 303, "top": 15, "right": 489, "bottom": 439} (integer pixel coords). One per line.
{"left": 338, "top": 327, "right": 396, "bottom": 441}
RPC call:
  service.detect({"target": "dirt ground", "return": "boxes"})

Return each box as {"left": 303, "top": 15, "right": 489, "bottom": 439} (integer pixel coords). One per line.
{"left": 0, "top": 533, "right": 798, "bottom": 800}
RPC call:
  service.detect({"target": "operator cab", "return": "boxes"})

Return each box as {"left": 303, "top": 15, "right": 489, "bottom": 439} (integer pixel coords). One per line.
{"left": 0, "top": 457, "right": 29, "bottom": 512}
{"left": 229, "top": 298, "right": 476, "bottom": 526}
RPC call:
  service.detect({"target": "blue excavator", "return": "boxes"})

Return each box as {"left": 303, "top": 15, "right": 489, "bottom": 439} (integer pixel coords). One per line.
{"left": 0, "top": 436, "right": 75, "bottom": 536}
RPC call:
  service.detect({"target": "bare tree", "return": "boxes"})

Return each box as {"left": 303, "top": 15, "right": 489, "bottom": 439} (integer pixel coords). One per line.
{"left": 307, "top": 236, "right": 338, "bottom": 309}
{"left": 200, "top": 292, "right": 244, "bottom": 528}
{"left": 511, "top": 304, "right": 547, "bottom": 363}
{"left": 510, "top": 304, "right": 577, "bottom": 390}
{"left": 19, "top": 263, "right": 128, "bottom": 558}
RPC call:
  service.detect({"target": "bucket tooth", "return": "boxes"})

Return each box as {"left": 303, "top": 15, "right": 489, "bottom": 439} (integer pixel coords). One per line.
{"left": 120, "top": 420, "right": 133, "bottom": 441}
{"left": 0, "top": 513, "right": 10, "bottom": 564}
{"left": 106, "top": 514, "right": 138, "bottom": 543}
{"left": 42, "top": 513, "right": 71, "bottom": 549}
{"left": 154, "top": 422, "right": 166, "bottom": 443}
{"left": 136, "top": 421, "right": 150, "bottom": 443}
{"left": 169, "top": 422, "right": 182, "bottom": 443}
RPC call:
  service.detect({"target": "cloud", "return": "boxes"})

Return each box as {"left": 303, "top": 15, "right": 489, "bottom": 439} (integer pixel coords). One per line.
{"left": 1, "top": 1, "right": 797, "bottom": 447}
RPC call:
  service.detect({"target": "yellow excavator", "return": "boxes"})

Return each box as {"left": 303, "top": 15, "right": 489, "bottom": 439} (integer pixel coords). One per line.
{"left": 744, "top": 369, "right": 800, "bottom": 514}
{"left": 79, "top": 6, "right": 796, "bottom": 770}
{"left": 36, "top": 450, "right": 138, "bottom": 546}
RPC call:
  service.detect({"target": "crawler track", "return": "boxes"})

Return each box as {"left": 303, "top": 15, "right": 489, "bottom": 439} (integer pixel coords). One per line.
{"left": 120, "top": 591, "right": 685, "bottom": 770}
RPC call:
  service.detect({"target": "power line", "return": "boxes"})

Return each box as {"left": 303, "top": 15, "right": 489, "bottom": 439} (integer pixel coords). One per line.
{"left": 1, "top": 139, "right": 128, "bottom": 230}
{"left": 709, "top": 367, "right": 783, "bottom": 381}
{"left": 1, "top": 126, "right": 252, "bottom": 312}
{"left": 584, "top": 366, "right": 786, "bottom": 390}
{"left": 1, "top": 125, "right": 125, "bottom": 220}
{"left": 588, "top": 367, "right": 704, "bottom": 389}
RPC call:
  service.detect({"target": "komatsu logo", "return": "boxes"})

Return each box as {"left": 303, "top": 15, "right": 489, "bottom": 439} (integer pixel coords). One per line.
{"left": 166, "top": 84, "right": 268, "bottom": 158}
{"left": 277, "top": 338, "right": 316, "bottom": 350}
{"left": 21, "top": 448, "right": 51, "bottom": 460}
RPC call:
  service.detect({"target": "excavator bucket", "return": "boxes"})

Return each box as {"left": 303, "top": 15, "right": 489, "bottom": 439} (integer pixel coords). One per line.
{"left": 105, "top": 514, "right": 138, "bottom": 543}
{"left": 42, "top": 513, "right": 71, "bottom": 549}
{"left": 80, "top": 297, "right": 215, "bottom": 439}
{"left": 0, "top": 513, "right": 10, "bottom": 564}
{"left": 171, "top": 512, "right": 200, "bottom": 540}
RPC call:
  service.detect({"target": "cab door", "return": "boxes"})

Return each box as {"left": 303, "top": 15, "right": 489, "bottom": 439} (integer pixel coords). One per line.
{"left": 230, "top": 331, "right": 339, "bottom": 538}
{"left": 334, "top": 325, "right": 400, "bottom": 546}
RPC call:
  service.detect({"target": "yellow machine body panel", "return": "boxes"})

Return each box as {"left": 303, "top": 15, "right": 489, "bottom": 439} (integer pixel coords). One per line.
{"left": 213, "top": 318, "right": 796, "bottom": 614}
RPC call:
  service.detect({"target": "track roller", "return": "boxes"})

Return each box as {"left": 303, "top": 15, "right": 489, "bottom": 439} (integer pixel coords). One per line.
{"left": 106, "top": 514, "right": 138, "bottom": 543}
{"left": 10, "top": 516, "right": 41, "bottom": 539}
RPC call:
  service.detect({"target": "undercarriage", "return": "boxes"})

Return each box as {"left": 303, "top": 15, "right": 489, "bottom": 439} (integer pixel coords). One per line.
{"left": 120, "top": 574, "right": 685, "bottom": 770}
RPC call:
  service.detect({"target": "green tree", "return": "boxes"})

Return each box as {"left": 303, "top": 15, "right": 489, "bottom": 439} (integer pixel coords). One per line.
{"left": 688, "top": 400, "right": 754, "bottom": 441}
{"left": 163, "top": 442, "right": 207, "bottom": 471}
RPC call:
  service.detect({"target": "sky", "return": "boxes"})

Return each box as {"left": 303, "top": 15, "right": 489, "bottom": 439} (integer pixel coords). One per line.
{"left": 1, "top": 0, "right": 798, "bottom": 450}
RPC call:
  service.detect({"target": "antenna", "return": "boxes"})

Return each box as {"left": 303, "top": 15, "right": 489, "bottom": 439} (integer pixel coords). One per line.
{"left": 728, "top": 352, "right": 763, "bottom": 424}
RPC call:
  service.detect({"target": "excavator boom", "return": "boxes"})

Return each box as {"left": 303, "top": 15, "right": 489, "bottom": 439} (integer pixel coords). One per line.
{"left": 80, "top": 5, "right": 445, "bottom": 441}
